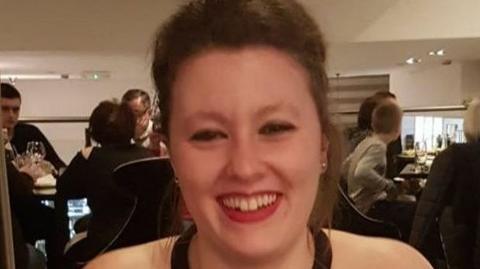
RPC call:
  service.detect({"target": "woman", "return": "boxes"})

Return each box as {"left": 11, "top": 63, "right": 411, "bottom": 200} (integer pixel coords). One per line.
{"left": 56, "top": 100, "right": 154, "bottom": 262}
{"left": 87, "top": 1, "right": 431, "bottom": 268}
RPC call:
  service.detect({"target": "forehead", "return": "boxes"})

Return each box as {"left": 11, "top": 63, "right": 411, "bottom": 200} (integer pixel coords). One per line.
{"left": 127, "top": 98, "right": 148, "bottom": 111}
{"left": 1, "top": 98, "right": 21, "bottom": 107}
{"left": 171, "top": 47, "right": 315, "bottom": 114}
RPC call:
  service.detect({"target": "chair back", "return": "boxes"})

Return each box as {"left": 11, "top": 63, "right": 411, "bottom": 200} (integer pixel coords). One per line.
{"left": 332, "top": 184, "right": 402, "bottom": 239}
{"left": 107, "top": 157, "right": 175, "bottom": 250}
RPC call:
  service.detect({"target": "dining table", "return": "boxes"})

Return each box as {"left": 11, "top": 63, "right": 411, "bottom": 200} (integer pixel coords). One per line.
{"left": 32, "top": 174, "right": 57, "bottom": 201}
{"left": 399, "top": 163, "right": 430, "bottom": 179}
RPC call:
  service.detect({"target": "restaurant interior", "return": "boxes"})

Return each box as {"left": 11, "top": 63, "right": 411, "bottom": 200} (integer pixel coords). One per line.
{"left": 1, "top": 0, "right": 479, "bottom": 268}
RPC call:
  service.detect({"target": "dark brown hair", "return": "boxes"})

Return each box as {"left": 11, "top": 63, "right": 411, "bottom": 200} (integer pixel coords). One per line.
{"left": 152, "top": 0, "right": 342, "bottom": 231}
{"left": 1, "top": 83, "right": 21, "bottom": 100}
{"left": 357, "top": 96, "right": 378, "bottom": 130}
{"left": 88, "top": 100, "right": 136, "bottom": 146}
{"left": 372, "top": 102, "right": 402, "bottom": 135}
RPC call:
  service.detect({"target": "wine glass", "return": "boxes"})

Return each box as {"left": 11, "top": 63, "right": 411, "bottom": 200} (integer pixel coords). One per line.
{"left": 26, "top": 141, "right": 46, "bottom": 163}
{"left": 414, "top": 141, "right": 427, "bottom": 171}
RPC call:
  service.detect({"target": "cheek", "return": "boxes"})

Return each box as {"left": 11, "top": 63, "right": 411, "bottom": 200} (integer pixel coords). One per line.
{"left": 170, "top": 143, "right": 224, "bottom": 213}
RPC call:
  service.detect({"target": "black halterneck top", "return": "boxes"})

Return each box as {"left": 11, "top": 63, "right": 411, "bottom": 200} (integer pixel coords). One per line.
{"left": 171, "top": 226, "right": 332, "bottom": 269}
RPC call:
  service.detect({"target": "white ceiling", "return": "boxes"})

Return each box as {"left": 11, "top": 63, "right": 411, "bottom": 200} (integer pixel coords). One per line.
{"left": 1, "top": 0, "right": 480, "bottom": 77}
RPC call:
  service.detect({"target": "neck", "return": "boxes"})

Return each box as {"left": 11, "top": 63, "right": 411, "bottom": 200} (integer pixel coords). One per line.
{"left": 189, "top": 227, "right": 315, "bottom": 269}
{"left": 6, "top": 127, "right": 14, "bottom": 141}
{"left": 374, "top": 133, "right": 393, "bottom": 144}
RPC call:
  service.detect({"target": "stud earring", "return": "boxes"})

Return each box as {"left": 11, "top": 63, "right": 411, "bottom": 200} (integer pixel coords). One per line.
{"left": 321, "top": 162, "right": 327, "bottom": 170}
{"left": 174, "top": 177, "right": 179, "bottom": 184}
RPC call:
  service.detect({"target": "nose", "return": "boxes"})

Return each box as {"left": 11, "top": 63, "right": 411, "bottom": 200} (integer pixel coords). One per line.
{"left": 225, "top": 135, "right": 265, "bottom": 182}
{"left": 7, "top": 109, "right": 15, "bottom": 118}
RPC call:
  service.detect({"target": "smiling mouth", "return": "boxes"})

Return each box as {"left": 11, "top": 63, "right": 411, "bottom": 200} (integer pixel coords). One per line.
{"left": 221, "top": 193, "right": 278, "bottom": 212}
{"left": 217, "top": 193, "right": 281, "bottom": 223}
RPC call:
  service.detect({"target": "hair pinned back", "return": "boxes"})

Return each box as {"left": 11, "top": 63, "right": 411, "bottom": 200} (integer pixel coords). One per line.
{"left": 152, "top": 0, "right": 342, "bottom": 231}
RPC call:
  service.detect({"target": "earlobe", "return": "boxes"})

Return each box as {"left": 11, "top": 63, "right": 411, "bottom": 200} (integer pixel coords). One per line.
{"left": 320, "top": 134, "right": 329, "bottom": 172}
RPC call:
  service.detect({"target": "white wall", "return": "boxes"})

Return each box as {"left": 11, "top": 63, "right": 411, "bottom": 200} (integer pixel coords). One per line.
{"left": 355, "top": 0, "right": 480, "bottom": 42}
{"left": 390, "top": 63, "right": 463, "bottom": 107}
{"left": 390, "top": 61, "right": 480, "bottom": 108}
{"left": 461, "top": 61, "right": 480, "bottom": 101}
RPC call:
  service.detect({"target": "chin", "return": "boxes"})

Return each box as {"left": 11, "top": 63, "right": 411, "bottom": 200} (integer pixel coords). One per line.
{"left": 225, "top": 235, "right": 284, "bottom": 260}
{"left": 215, "top": 223, "right": 290, "bottom": 260}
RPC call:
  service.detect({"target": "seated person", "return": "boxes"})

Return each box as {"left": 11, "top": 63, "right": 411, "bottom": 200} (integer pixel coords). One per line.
{"left": 121, "top": 89, "right": 168, "bottom": 156}
{"left": 1, "top": 83, "right": 65, "bottom": 170}
{"left": 344, "top": 92, "right": 402, "bottom": 178}
{"left": 410, "top": 98, "right": 480, "bottom": 268}
{"left": 6, "top": 159, "right": 56, "bottom": 269}
{"left": 56, "top": 100, "right": 154, "bottom": 261}
{"left": 343, "top": 101, "right": 416, "bottom": 241}
{"left": 11, "top": 210, "right": 46, "bottom": 269}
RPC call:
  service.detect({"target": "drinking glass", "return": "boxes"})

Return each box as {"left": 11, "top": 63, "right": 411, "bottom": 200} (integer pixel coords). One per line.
{"left": 415, "top": 141, "right": 427, "bottom": 170}
{"left": 26, "top": 141, "right": 46, "bottom": 163}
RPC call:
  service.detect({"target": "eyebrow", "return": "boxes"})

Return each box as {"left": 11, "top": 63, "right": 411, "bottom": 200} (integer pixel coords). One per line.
{"left": 256, "top": 103, "right": 300, "bottom": 119}
{"left": 1, "top": 105, "right": 20, "bottom": 109}
{"left": 184, "top": 111, "right": 229, "bottom": 125}
{"left": 185, "top": 103, "right": 300, "bottom": 124}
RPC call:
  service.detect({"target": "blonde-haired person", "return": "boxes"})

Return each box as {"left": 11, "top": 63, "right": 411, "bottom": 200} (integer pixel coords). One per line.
{"left": 86, "top": 1, "right": 431, "bottom": 268}
{"left": 410, "top": 98, "right": 480, "bottom": 268}
{"left": 464, "top": 98, "right": 480, "bottom": 143}
{"left": 343, "top": 101, "right": 417, "bottom": 242}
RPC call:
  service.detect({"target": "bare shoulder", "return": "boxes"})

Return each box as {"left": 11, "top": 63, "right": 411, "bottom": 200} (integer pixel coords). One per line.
{"left": 85, "top": 237, "right": 177, "bottom": 269}
{"left": 328, "top": 229, "right": 432, "bottom": 269}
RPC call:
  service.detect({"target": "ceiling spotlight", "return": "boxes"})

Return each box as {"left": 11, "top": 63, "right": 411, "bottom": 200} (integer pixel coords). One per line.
{"left": 428, "top": 49, "right": 445, "bottom": 56}
{"left": 406, "top": 57, "right": 421, "bottom": 65}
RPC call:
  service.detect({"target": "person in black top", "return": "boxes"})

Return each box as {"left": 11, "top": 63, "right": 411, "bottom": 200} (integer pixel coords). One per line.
{"left": 56, "top": 100, "right": 154, "bottom": 264}
{"left": 410, "top": 98, "right": 480, "bottom": 268}
{"left": 6, "top": 159, "right": 56, "bottom": 269}
{"left": 1, "top": 83, "right": 66, "bottom": 170}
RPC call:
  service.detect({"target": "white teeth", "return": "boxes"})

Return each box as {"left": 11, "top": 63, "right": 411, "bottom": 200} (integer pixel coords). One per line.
{"left": 240, "top": 200, "right": 248, "bottom": 212}
{"left": 222, "top": 194, "right": 277, "bottom": 212}
{"left": 256, "top": 196, "right": 263, "bottom": 208}
{"left": 248, "top": 198, "right": 258, "bottom": 211}
{"left": 262, "top": 195, "right": 268, "bottom": 206}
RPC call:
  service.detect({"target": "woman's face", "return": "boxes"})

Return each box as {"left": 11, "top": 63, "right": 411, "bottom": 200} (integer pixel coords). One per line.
{"left": 169, "top": 47, "right": 328, "bottom": 258}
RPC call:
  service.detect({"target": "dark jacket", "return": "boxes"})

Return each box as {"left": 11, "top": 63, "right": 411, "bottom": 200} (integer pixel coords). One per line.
{"left": 409, "top": 142, "right": 480, "bottom": 268}
{"left": 6, "top": 161, "right": 51, "bottom": 269}
{"left": 56, "top": 145, "right": 153, "bottom": 259}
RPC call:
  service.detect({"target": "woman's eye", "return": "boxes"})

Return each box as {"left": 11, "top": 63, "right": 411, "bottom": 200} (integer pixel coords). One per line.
{"left": 189, "top": 130, "right": 227, "bottom": 141}
{"left": 259, "top": 122, "right": 296, "bottom": 135}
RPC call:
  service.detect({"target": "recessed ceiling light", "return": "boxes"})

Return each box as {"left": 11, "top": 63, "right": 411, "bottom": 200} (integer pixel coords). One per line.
{"left": 406, "top": 57, "right": 421, "bottom": 64}
{"left": 428, "top": 49, "right": 445, "bottom": 56}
